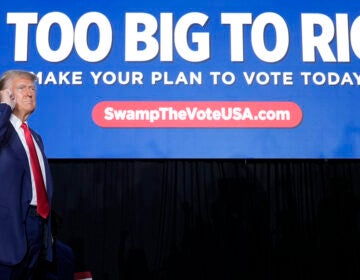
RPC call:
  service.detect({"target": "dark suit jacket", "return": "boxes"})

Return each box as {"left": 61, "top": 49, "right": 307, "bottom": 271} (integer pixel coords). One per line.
{"left": 0, "top": 103, "right": 53, "bottom": 265}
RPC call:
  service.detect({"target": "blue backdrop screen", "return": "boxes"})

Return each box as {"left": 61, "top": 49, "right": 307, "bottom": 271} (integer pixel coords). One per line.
{"left": 1, "top": 0, "right": 359, "bottom": 158}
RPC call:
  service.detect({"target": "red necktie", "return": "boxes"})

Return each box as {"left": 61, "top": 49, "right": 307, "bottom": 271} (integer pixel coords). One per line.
{"left": 21, "top": 123, "right": 50, "bottom": 219}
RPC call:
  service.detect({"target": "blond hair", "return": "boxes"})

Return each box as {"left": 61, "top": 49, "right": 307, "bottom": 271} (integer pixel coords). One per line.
{"left": 0, "top": 70, "right": 37, "bottom": 90}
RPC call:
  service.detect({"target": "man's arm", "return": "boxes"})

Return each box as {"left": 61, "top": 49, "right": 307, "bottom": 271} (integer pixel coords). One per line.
{"left": 0, "top": 89, "right": 14, "bottom": 142}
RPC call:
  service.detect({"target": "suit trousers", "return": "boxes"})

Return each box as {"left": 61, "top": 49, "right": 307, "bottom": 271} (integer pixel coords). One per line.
{"left": 0, "top": 206, "right": 46, "bottom": 280}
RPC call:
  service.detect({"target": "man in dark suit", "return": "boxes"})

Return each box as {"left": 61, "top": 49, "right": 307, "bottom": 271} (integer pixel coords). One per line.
{"left": 0, "top": 70, "right": 53, "bottom": 279}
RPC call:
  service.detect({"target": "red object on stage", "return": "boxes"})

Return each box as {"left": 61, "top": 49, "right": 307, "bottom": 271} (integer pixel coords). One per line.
{"left": 74, "top": 271, "right": 93, "bottom": 280}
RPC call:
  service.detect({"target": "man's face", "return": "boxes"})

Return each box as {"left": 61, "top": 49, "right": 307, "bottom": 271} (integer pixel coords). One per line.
{"left": 11, "top": 75, "right": 37, "bottom": 119}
